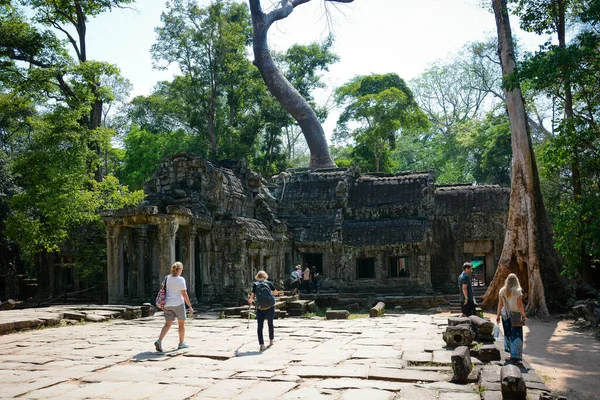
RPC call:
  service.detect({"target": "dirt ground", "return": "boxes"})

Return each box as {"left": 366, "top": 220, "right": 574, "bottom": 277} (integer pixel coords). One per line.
{"left": 492, "top": 313, "right": 600, "bottom": 400}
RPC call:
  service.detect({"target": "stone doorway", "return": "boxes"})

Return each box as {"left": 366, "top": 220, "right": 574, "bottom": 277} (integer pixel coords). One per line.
{"left": 302, "top": 253, "right": 323, "bottom": 274}
{"left": 463, "top": 240, "right": 495, "bottom": 286}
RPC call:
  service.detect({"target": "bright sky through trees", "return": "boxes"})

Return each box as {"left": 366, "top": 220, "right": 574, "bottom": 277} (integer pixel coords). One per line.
{"left": 85, "top": 0, "right": 548, "bottom": 136}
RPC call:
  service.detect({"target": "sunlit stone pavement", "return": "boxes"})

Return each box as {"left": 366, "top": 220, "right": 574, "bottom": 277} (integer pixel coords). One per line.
{"left": 1, "top": 312, "right": 546, "bottom": 399}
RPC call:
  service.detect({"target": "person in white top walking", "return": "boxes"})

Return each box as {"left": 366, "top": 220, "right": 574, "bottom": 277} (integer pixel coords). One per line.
{"left": 496, "top": 273, "right": 528, "bottom": 366}
{"left": 154, "top": 261, "right": 193, "bottom": 352}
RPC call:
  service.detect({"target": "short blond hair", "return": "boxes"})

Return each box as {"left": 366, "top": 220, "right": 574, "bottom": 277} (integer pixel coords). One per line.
{"left": 171, "top": 261, "right": 184, "bottom": 276}
{"left": 255, "top": 270, "right": 268, "bottom": 280}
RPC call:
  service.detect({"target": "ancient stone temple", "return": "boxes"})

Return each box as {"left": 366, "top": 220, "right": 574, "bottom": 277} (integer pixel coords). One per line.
{"left": 100, "top": 153, "right": 509, "bottom": 304}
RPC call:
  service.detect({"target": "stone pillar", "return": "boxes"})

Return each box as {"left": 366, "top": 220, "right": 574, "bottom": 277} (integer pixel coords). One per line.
{"left": 136, "top": 227, "right": 147, "bottom": 297}
{"left": 151, "top": 231, "right": 160, "bottom": 291}
{"left": 157, "top": 219, "right": 178, "bottom": 281}
{"left": 106, "top": 225, "right": 124, "bottom": 304}
{"left": 187, "top": 227, "right": 197, "bottom": 301}
{"left": 119, "top": 230, "right": 127, "bottom": 300}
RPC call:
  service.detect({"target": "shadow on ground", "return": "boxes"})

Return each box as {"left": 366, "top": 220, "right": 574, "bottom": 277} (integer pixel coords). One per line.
{"left": 521, "top": 317, "right": 600, "bottom": 400}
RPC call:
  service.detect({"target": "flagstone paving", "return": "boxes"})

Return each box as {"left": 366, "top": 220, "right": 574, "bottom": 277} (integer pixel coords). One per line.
{"left": 0, "top": 312, "right": 549, "bottom": 399}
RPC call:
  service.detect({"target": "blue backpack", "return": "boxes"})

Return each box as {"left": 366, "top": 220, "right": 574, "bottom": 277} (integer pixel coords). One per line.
{"left": 255, "top": 280, "right": 275, "bottom": 310}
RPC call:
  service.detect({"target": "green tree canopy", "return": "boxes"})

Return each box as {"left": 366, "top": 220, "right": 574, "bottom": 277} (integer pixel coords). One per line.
{"left": 334, "top": 73, "right": 430, "bottom": 172}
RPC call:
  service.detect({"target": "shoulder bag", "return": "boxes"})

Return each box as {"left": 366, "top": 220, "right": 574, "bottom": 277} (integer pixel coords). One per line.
{"left": 510, "top": 311, "right": 525, "bottom": 327}
{"left": 155, "top": 276, "right": 168, "bottom": 309}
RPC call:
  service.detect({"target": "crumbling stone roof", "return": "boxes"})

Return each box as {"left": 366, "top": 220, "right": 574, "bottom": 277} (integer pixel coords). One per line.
{"left": 343, "top": 219, "right": 428, "bottom": 246}
{"left": 216, "top": 217, "right": 274, "bottom": 242}
{"left": 435, "top": 184, "right": 510, "bottom": 215}
{"left": 349, "top": 172, "right": 433, "bottom": 208}
{"left": 284, "top": 218, "right": 337, "bottom": 243}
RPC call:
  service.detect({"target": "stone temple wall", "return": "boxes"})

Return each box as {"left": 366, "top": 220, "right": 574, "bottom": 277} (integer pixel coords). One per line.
{"left": 101, "top": 154, "right": 509, "bottom": 305}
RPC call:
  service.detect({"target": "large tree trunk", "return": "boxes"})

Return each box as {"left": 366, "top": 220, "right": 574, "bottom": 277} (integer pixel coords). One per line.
{"left": 481, "top": 0, "right": 566, "bottom": 316}
{"left": 248, "top": 0, "right": 341, "bottom": 169}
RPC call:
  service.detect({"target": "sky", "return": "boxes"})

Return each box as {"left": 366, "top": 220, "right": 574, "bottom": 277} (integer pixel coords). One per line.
{"left": 84, "top": 0, "right": 550, "bottom": 137}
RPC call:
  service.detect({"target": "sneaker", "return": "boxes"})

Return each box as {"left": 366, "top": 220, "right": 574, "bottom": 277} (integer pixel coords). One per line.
{"left": 154, "top": 340, "right": 163, "bottom": 352}
{"left": 178, "top": 342, "right": 189, "bottom": 349}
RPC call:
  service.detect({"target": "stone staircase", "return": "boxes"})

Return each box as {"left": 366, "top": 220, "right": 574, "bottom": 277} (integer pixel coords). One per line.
{"left": 299, "top": 291, "right": 450, "bottom": 310}
{"left": 447, "top": 285, "right": 488, "bottom": 314}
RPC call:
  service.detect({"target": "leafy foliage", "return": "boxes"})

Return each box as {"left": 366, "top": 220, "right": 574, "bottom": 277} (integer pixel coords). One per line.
{"left": 334, "top": 73, "right": 429, "bottom": 172}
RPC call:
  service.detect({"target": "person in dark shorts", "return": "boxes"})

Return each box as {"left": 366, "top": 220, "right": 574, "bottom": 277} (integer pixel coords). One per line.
{"left": 458, "top": 262, "right": 476, "bottom": 317}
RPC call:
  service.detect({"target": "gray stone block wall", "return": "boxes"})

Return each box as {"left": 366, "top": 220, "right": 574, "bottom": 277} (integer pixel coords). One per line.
{"left": 102, "top": 155, "right": 509, "bottom": 305}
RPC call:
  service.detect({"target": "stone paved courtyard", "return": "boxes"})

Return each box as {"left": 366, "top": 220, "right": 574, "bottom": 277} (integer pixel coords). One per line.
{"left": 1, "top": 312, "right": 549, "bottom": 399}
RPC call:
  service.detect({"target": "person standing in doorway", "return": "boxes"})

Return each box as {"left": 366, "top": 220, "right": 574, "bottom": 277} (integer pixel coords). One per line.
{"left": 248, "top": 270, "right": 278, "bottom": 351}
{"left": 311, "top": 266, "right": 320, "bottom": 293}
{"left": 290, "top": 265, "right": 302, "bottom": 295}
{"left": 154, "top": 261, "right": 193, "bottom": 352}
{"left": 303, "top": 264, "right": 311, "bottom": 294}
{"left": 458, "top": 262, "right": 476, "bottom": 317}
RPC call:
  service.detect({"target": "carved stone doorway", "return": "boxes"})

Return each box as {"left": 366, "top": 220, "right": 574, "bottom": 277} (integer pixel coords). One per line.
{"left": 302, "top": 253, "right": 323, "bottom": 275}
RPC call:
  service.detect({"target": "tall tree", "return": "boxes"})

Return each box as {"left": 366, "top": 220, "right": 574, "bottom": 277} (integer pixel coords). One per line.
{"left": 0, "top": 0, "right": 135, "bottom": 181}
{"left": 334, "top": 73, "right": 429, "bottom": 173}
{"left": 513, "top": 0, "right": 600, "bottom": 287}
{"left": 248, "top": 0, "right": 353, "bottom": 169}
{"left": 481, "top": 0, "right": 565, "bottom": 315}
{"left": 152, "top": 0, "right": 253, "bottom": 160}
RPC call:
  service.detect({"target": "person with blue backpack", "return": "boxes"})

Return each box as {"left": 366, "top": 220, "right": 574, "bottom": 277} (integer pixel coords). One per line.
{"left": 248, "top": 270, "right": 278, "bottom": 351}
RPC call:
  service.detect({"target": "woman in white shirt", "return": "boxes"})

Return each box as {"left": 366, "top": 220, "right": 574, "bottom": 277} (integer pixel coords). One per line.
{"left": 496, "top": 273, "right": 528, "bottom": 366}
{"left": 154, "top": 262, "right": 193, "bottom": 352}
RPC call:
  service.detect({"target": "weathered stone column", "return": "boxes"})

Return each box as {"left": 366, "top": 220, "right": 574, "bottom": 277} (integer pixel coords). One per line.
{"left": 157, "top": 219, "right": 178, "bottom": 281}
{"left": 119, "top": 230, "right": 127, "bottom": 299}
{"left": 106, "top": 224, "right": 124, "bottom": 304}
{"left": 136, "top": 227, "right": 147, "bottom": 297}
{"left": 187, "top": 227, "right": 197, "bottom": 301}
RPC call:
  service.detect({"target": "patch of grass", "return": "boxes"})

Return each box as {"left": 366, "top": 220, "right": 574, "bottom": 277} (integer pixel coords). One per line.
{"left": 476, "top": 385, "right": 487, "bottom": 394}
{"left": 538, "top": 372, "right": 554, "bottom": 384}
{"left": 407, "top": 361, "right": 450, "bottom": 367}
{"left": 349, "top": 313, "right": 370, "bottom": 320}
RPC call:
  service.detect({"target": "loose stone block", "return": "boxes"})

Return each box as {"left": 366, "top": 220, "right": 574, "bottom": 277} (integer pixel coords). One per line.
{"left": 287, "top": 308, "right": 303, "bottom": 317}
{"left": 476, "top": 333, "right": 495, "bottom": 343}
{"left": 469, "top": 315, "right": 494, "bottom": 335}
{"left": 0, "top": 299, "right": 16, "bottom": 310}
{"left": 500, "top": 364, "right": 527, "bottom": 400}
{"left": 370, "top": 302, "right": 385, "bottom": 317}
{"left": 442, "top": 325, "right": 475, "bottom": 347}
{"left": 85, "top": 314, "right": 106, "bottom": 322}
{"left": 326, "top": 310, "right": 349, "bottom": 320}
{"left": 141, "top": 303, "right": 155, "bottom": 317}
{"left": 451, "top": 346, "right": 472, "bottom": 382}
{"left": 477, "top": 344, "right": 501, "bottom": 362}
{"left": 448, "top": 317, "right": 471, "bottom": 326}
{"left": 62, "top": 312, "right": 86, "bottom": 321}
{"left": 122, "top": 306, "right": 142, "bottom": 320}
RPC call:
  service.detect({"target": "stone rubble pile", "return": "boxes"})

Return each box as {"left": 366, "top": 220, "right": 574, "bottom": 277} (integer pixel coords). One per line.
{"left": 442, "top": 315, "right": 558, "bottom": 400}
